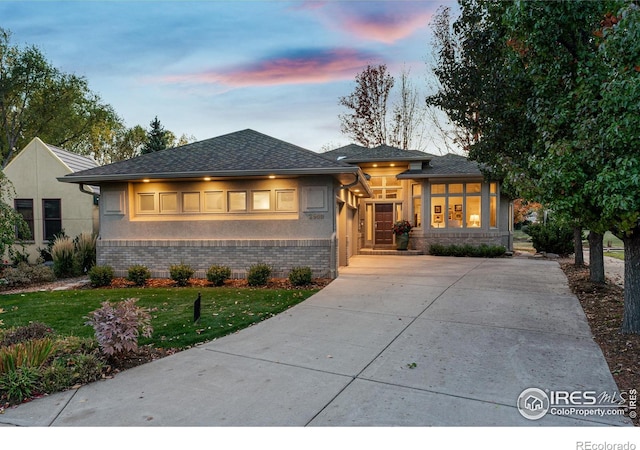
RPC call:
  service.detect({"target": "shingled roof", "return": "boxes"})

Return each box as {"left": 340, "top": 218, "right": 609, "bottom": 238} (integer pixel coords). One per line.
{"left": 59, "top": 129, "right": 360, "bottom": 184}
{"left": 397, "top": 153, "right": 484, "bottom": 179}
{"left": 323, "top": 143, "right": 434, "bottom": 163}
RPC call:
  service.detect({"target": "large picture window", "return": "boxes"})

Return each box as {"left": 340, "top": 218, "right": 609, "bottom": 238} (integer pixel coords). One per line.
{"left": 14, "top": 199, "right": 34, "bottom": 240}
{"left": 430, "top": 183, "right": 482, "bottom": 229}
{"left": 43, "top": 199, "right": 62, "bottom": 241}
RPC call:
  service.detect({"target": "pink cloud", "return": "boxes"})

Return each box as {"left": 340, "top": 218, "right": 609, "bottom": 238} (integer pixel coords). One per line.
{"left": 341, "top": 11, "right": 435, "bottom": 44}
{"left": 313, "top": 3, "right": 437, "bottom": 44}
{"left": 164, "top": 48, "right": 377, "bottom": 87}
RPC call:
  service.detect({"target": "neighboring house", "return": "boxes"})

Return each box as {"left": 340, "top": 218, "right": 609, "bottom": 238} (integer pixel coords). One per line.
{"left": 3, "top": 137, "right": 99, "bottom": 261}
{"left": 58, "top": 129, "right": 512, "bottom": 279}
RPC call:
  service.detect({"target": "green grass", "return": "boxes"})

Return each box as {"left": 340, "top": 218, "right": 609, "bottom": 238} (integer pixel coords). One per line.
{"left": 604, "top": 251, "right": 625, "bottom": 261}
{"left": 0, "top": 287, "right": 318, "bottom": 350}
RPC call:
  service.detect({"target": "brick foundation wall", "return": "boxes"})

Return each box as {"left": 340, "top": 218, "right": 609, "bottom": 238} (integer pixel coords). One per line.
{"left": 97, "top": 238, "right": 337, "bottom": 279}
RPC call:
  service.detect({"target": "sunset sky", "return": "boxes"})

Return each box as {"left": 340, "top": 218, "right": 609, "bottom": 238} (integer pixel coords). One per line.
{"left": 1, "top": 0, "right": 457, "bottom": 153}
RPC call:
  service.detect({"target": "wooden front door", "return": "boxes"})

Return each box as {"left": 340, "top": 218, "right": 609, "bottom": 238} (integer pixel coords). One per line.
{"left": 375, "top": 203, "right": 394, "bottom": 246}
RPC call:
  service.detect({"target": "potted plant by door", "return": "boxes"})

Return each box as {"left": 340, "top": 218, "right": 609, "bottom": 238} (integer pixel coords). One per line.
{"left": 392, "top": 219, "right": 412, "bottom": 250}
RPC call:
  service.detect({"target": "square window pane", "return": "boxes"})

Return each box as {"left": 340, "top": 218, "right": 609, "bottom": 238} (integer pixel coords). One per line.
{"left": 204, "top": 191, "right": 223, "bottom": 211}
{"left": 449, "top": 184, "right": 463, "bottom": 194}
{"left": 276, "top": 190, "right": 296, "bottom": 211}
{"left": 160, "top": 193, "right": 178, "bottom": 212}
{"left": 138, "top": 194, "right": 155, "bottom": 212}
{"left": 252, "top": 191, "right": 270, "bottom": 210}
{"left": 228, "top": 191, "right": 247, "bottom": 211}
{"left": 44, "top": 199, "right": 61, "bottom": 219}
{"left": 182, "top": 192, "right": 200, "bottom": 212}
{"left": 412, "top": 184, "right": 421, "bottom": 196}
{"left": 431, "top": 184, "right": 446, "bottom": 195}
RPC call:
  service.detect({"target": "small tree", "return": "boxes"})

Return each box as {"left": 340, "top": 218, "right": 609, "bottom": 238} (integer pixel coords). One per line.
{"left": 0, "top": 173, "right": 30, "bottom": 258}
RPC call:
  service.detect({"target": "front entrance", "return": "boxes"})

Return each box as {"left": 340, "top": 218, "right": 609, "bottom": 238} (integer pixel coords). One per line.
{"left": 374, "top": 203, "right": 394, "bottom": 246}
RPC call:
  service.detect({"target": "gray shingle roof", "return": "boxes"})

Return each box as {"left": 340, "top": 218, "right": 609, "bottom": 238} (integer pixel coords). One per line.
{"left": 60, "top": 129, "right": 357, "bottom": 183}
{"left": 397, "top": 153, "right": 484, "bottom": 178}
{"left": 48, "top": 144, "right": 98, "bottom": 173}
{"left": 323, "top": 143, "right": 434, "bottom": 163}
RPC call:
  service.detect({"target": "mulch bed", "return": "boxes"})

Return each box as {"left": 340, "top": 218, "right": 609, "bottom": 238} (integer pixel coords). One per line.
{"left": 560, "top": 262, "right": 639, "bottom": 426}
{"left": 104, "top": 277, "right": 333, "bottom": 290}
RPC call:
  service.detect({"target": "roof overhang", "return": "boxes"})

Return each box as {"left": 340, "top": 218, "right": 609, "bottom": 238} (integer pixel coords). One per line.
{"left": 396, "top": 172, "right": 483, "bottom": 180}
{"left": 57, "top": 166, "right": 360, "bottom": 184}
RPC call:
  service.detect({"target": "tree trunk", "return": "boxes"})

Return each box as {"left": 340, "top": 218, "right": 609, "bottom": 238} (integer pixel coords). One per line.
{"left": 574, "top": 227, "right": 584, "bottom": 266}
{"left": 622, "top": 228, "right": 640, "bottom": 334}
{"left": 588, "top": 231, "right": 605, "bottom": 283}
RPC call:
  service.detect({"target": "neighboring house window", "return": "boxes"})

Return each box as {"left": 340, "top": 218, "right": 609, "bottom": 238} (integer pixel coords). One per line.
{"left": 275, "top": 190, "right": 296, "bottom": 211}
{"left": 43, "top": 199, "right": 62, "bottom": 241}
{"left": 430, "top": 183, "right": 482, "bottom": 229}
{"left": 412, "top": 184, "right": 422, "bottom": 228}
{"left": 14, "top": 199, "right": 34, "bottom": 240}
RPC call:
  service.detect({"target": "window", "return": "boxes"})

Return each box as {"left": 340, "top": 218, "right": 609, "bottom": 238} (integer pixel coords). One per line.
{"left": 276, "top": 190, "right": 296, "bottom": 211}
{"left": 251, "top": 191, "right": 271, "bottom": 211}
{"left": 14, "top": 199, "right": 34, "bottom": 240}
{"left": 182, "top": 192, "right": 201, "bottom": 213}
{"left": 490, "top": 182, "right": 498, "bottom": 228}
{"left": 43, "top": 199, "right": 62, "bottom": 241}
{"left": 430, "top": 183, "right": 482, "bottom": 229}
{"left": 412, "top": 184, "right": 422, "bottom": 228}
{"left": 204, "top": 191, "right": 224, "bottom": 212}
{"left": 137, "top": 193, "right": 156, "bottom": 213}
{"left": 160, "top": 193, "right": 178, "bottom": 213}
{"left": 370, "top": 176, "right": 403, "bottom": 200}
{"left": 228, "top": 191, "right": 247, "bottom": 211}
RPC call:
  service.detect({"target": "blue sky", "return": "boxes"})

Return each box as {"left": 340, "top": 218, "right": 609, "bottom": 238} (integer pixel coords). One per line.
{"left": 1, "top": 0, "right": 456, "bottom": 152}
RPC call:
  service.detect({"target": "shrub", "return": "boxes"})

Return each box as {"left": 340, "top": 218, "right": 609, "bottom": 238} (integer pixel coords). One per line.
{"left": 526, "top": 222, "right": 574, "bottom": 255}
{"left": 206, "top": 264, "right": 231, "bottom": 286}
{"left": 169, "top": 263, "right": 194, "bottom": 287}
{"left": 74, "top": 232, "right": 97, "bottom": 274}
{"left": 51, "top": 236, "right": 77, "bottom": 278}
{"left": 88, "top": 265, "right": 114, "bottom": 287}
{"left": 85, "top": 298, "right": 153, "bottom": 357}
{"left": 288, "top": 266, "right": 313, "bottom": 286}
{"left": 1, "top": 322, "right": 54, "bottom": 347}
{"left": 0, "top": 263, "right": 56, "bottom": 288}
{"left": 247, "top": 263, "right": 272, "bottom": 287}
{"left": 429, "top": 243, "right": 506, "bottom": 258}
{"left": 127, "top": 264, "right": 151, "bottom": 286}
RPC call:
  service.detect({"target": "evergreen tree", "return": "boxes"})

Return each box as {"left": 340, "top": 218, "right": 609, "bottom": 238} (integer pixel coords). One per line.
{"left": 141, "top": 116, "right": 169, "bottom": 154}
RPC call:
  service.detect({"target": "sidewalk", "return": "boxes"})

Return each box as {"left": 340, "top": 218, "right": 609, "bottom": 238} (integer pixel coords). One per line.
{"left": 0, "top": 255, "right": 632, "bottom": 426}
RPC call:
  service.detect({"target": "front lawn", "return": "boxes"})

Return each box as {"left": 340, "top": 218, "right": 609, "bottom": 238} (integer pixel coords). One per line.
{"left": 1, "top": 286, "right": 319, "bottom": 350}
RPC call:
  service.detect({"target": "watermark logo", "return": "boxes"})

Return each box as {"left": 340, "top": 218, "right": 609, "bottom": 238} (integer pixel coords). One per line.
{"left": 517, "top": 387, "right": 550, "bottom": 420}
{"left": 517, "top": 387, "right": 635, "bottom": 421}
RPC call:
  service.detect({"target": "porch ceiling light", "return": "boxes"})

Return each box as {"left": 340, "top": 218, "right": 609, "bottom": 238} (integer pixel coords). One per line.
{"left": 268, "top": 175, "right": 276, "bottom": 179}
{"left": 204, "top": 177, "right": 211, "bottom": 181}
{"left": 142, "top": 179, "right": 150, "bottom": 183}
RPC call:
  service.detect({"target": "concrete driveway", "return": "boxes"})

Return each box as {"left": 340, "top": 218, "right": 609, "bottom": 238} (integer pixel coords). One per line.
{"left": 0, "top": 255, "right": 632, "bottom": 426}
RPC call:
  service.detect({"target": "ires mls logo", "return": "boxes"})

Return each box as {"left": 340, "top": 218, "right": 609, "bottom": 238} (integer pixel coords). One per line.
{"left": 517, "top": 387, "right": 632, "bottom": 421}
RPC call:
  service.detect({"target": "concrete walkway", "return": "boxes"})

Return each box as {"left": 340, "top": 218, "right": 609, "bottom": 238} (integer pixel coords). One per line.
{"left": 0, "top": 255, "right": 632, "bottom": 426}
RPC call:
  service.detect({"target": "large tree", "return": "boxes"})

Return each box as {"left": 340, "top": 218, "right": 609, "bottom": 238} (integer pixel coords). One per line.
{"left": 0, "top": 28, "right": 122, "bottom": 168}
{"left": 429, "top": 0, "right": 640, "bottom": 333}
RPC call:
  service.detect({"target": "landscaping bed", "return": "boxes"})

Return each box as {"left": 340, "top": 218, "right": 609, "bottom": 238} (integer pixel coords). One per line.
{"left": 560, "top": 262, "right": 639, "bottom": 426}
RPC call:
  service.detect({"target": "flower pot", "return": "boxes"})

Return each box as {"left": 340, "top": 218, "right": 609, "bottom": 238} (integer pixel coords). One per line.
{"left": 396, "top": 232, "right": 410, "bottom": 251}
